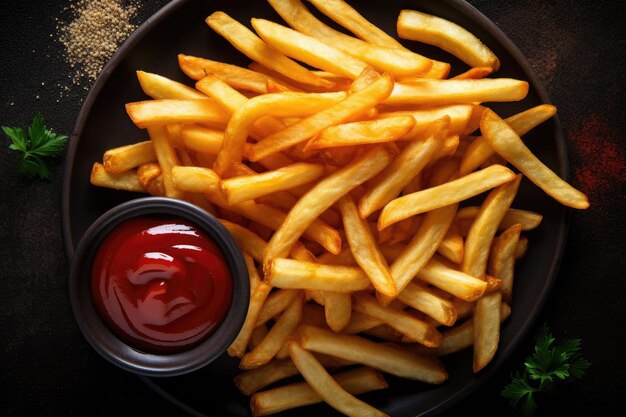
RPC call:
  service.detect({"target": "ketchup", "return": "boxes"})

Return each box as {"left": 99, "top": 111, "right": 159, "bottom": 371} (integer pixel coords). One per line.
{"left": 91, "top": 217, "right": 232, "bottom": 354}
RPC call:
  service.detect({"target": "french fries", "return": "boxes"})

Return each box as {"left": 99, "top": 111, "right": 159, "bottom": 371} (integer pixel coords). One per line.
{"left": 89, "top": 1, "right": 590, "bottom": 414}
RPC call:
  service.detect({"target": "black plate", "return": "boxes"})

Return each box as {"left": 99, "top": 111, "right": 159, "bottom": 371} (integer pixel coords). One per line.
{"left": 62, "top": 0, "right": 568, "bottom": 416}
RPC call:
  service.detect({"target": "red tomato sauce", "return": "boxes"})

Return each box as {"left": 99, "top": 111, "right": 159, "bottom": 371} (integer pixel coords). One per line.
{"left": 91, "top": 217, "right": 232, "bottom": 354}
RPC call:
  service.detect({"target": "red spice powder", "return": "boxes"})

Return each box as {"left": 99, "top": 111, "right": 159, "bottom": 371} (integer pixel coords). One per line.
{"left": 568, "top": 114, "right": 626, "bottom": 201}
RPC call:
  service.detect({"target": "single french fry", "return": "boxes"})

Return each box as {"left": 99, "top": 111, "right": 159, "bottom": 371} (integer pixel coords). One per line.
{"left": 214, "top": 90, "right": 346, "bottom": 175}
{"left": 379, "top": 165, "right": 516, "bottom": 229}
{"left": 264, "top": 146, "right": 393, "bottom": 266}
{"left": 416, "top": 303, "right": 511, "bottom": 356}
{"left": 147, "top": 125, "right": 183, "bottom": 199}
{"left": 228, "top": 282, "right": 273, "bottom": 358}
{"left": 287, "top": 342, "right": 388, "bottom": 417}
{"left": 397, "top": 10, "right": 500, "bottom": 69}
{"left": 461, "top": 175, "right": 522, "bottom": 279}
{"left": 305, "top": 116, "right": 415, "bottom": 151}
{"left": 241, "top": 294, "right": 304, "bottom": 369}
{"left": 451, "top": 67, "right": 495, "bottom": 80}
{"left": 178, "top": 54, "right": 297, "bottom": 93}
{"left": 324, "top": 292, "right": 352, "bottom": 333}
{"left": 136, "top": 163, "right": 164, "bottom": 196}
{"left": 489, "top": 224, "right": 522, "bottom": 302}
{"left": 267, "top": 259, "right": 371, "bottom": 293}
{"left": 206, "top": 12, "right": 333, "bottom": 89}
{"left": 385, "top": 79, "right": 528, "bottom": 106}
{"left": 380, "top": 105, "right": 473, "bottom": 140}
{"left": 473, "top": 290, "right": 502, "bottom": 372}
{"left": 103, "top": 141, "right": 156, "bottom": 173}
{"left": 250, "top": 366, "right": 388, "bottom": 417}
{"left": 256, "top": 289, "right": 301, "bottom": 328}
{"left": 415, "top": 256, "right": 488, "bottom": 301}
{"left": 126, "top": 99, "right": 229, "bottom": 128}
{"left": 249, "top": 75, "right": 394, "bottom": 162}
{"left": 398, "top": 282, "right": 457, "bottom": 326}
{"left": 251, "top": 18, "right": 371, "bottom": 80}
{"left": 460, "top": 104, "right": 557, "bottom": 175}
{"left": 481, "top": 109, "right": 589, "bottom": 209}
{"left": 353, "top": 293, "right": 442, "bottom": 347}
{"left": 267, "top": 0, "right": 432, "bottom": 77}
{"left": 359, "top": 117, "right": 448, "bottom": 218}
{"left": 342, "top": 311, "right": 383, "bottom": 335}
{"left": 244, "top": 252, "right": 262, "bottom": 293}
{"left": 221, "top": 163, "right": 325, "bottom": 205}
{"left": 296, "top": 325, "right": 448, "bottom": 384}
{"left": 249, "top": 325, "right": 269, "bottom": 352}
{"left": 339, "top": 196, "right": 397, "bottom": 297}
{"left": 90, "top": 162, "right": 145, "bottom": 192}
{"left": 136, "top": 70, "right": 207, "bottom": 100}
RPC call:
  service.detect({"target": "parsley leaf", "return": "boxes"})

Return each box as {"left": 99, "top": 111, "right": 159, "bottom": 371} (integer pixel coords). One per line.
{"left": 502, "top": 324, "right": 590, "bottom": 415}
{"left": 2, "top": 113, "right": 69, "bottom": 180}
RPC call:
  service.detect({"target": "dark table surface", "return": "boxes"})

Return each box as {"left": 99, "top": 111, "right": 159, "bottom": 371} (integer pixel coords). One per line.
{"left": 1, "top": 0, "right": 624, "bottom": 416}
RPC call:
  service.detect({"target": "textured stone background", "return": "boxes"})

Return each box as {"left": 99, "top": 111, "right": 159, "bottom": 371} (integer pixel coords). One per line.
{"left": 1, "top": 0, "right": 624, "bottom": 416}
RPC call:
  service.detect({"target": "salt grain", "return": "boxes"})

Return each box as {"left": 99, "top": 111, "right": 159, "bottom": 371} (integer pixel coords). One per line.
{"left": 58, "top": 0, "right": 139, "bottom": 83}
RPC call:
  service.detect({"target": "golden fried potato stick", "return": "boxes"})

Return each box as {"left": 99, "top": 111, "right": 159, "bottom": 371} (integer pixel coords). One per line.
{"left": 250, "top": 367, "right": 388, "bottom": 417}
{"left": 379, "top": 104, "right": 473, "bottom": 139}
{"left": 90, "top": 162, "right": 145, "bottom": 192}
{"left": 228, "top": 282, "right": 273, "bottom": 358}
{"left": 178, "top": 54, "right": 299, "bottom": 93}
{"left": 206, "top": 12, "right": 333, "bottom": 89}
{"left": 305, "top": 116, "right": 415, "bottom": 150}
{"left": 251, "top": 18, "right": 371, "bottom": 80}
{"left": 296, "top": 325, "right": 448, "bottom": 384}
{"left": 385, "top": 79, "right": 528, "bottom": 106}
{"left": 358, "top": 117, "right": 448, "bottom": 218}
{"left": 136, "top": 71, "right": 207, "bottom": 100}
{"left": 249, "top": 325, "right": 269, "bottom": 352}
{"left": 379, "top": 164, "right": 516, "bottom": 229}
{"left": 397, "top": 10, "right": 500, "bottom": 69}
{"left": 103, "top": 141, "right": 156, "bottom": 173}
{"left": 266, "top": 0, "right": 431, "bottom": 77}
{"left": 147, "top": 125, "right": 183, "bottom": 199}
{"left": 221, "top": 163, "right": 326, "bottom": 205}
{"left": 451, "top": 67, "right": 495, "bottom": 80}
{"left": 241, "top": 294, "right": 304, "bottom": 369}
{"left": 339, "top": 196, "right": 397, "bottom": 298}
{"left": 248, "top": 74, "right": 393, "bottom": 162}
{"left": 243, "top": 252, "right": 262, "bottom": 293}
{"left": 214, "top": 90, "right": 346, "bottom": 175}
{"left": 264, "top": 146, "right": 393, "bottom": 265}
{"left": 481, "top": 109, "right": 589, "bottom": 209}
{"left": 416, "top": 256, "right": 488, "bottom": 302}
{"left": 353, "top": 293, "right": 442, "bottom": 347}
{"left": 287, "top": 341, "right": 388, "bottom": 417}
{"left": 515, "top": 237, "right": 529, "bottom": 260}
{"left": 267, "top": 258, "right": 372, "bottom": 292}
{"left": 437, "top": 223, "right": 464, "bottom": 264}
{"left": 323, "top": 292, "right": 352, "bottom": 333}
{"left": 473, "top": 290, "right": 502, "bottom": 372}
{"left": 460, "top": 104, "right": 557, "bottom": 175}
{"left": 398, "top": 282, "right": 457, "bottom": 326}
{"left": 489, "top": 224, "right": 522, "bottom": 302}
{"left": 126, "top": 99, "right": 230, "bottom": 129}
{"left": 311, "top": 0, "right": 404, "bottom": 48}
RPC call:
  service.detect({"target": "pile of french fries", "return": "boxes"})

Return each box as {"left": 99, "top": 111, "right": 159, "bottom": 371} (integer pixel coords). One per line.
{"left": 90, "top": 1, "right": 589, "bottom": 415}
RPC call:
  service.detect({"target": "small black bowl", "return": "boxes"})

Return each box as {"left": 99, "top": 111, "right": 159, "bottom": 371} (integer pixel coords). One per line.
{"left": 68, "top": 197, "right": 249, "bottom": 377}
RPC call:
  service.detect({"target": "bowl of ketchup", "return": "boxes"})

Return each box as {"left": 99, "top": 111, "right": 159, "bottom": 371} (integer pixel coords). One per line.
{"left": 69, "top": 197, "right": 249, "bottom": 376}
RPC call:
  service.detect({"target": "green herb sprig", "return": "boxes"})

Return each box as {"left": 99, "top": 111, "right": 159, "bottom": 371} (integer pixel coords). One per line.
{"left": 502, "top": 323, "right": 590, "bottom": 415}
{"left": 3, "top": 113, "right": 69, "bottom": 180}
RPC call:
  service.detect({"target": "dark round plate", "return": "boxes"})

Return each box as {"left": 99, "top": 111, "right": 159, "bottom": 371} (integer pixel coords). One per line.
{"left": 62, "top": 0, "right": 568, "bottom": 416}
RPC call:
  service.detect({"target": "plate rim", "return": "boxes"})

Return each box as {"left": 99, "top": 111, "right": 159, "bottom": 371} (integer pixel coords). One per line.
{"left": 61, "top": 0, "right": 569, "bottom": 415}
